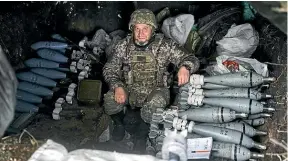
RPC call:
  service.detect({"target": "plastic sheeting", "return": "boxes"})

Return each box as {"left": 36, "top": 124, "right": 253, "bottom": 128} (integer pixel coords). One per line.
{"left": 205, "top": 55, "right": 268, "bottom": 77}
{"left": 216, "top": 23, "right": 259, "bottom": 58}
{"left": 161, "top": 14, "right": 195, "bottom": 46}
{"left": 0, "top": 45, "right": 18, "bottom": 137}
{"left": 28, "top": 139, "right": 163, "bottom": 161}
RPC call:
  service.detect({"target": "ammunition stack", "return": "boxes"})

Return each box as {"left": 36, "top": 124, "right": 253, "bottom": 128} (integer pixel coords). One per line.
{"left": 7, "top": 34, "right": 98, "bottom": 134}
{"left": 149, "top": 71, "right": 276, "bottom": 161}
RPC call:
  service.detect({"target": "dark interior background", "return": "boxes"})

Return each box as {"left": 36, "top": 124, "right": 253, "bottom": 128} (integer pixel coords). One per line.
{"left": 0, "top": 1, "right": 285, "bottom": 67}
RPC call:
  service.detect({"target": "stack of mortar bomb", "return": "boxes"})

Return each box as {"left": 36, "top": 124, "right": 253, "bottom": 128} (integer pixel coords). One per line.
{"left": 14, "top": 33, "right": 97, "bottom": 122}
{"left": 26, "top": 34, "right": 93, "bottom": 81}
{"left": 148, "top": 71, "right": 276, "bottom": 161}
{"left": 177, "top": 71, "right": 275, "bottom": 125}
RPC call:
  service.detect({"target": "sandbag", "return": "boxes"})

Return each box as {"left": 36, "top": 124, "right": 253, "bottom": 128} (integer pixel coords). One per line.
{"left": 216, "top": 23, "right": 259, "bottom": 58}
{"left": 105, "top": 30, "right": 127, "bottom": 59}
{"left": 161, "top": 14, "right": 195, "bottom": 46}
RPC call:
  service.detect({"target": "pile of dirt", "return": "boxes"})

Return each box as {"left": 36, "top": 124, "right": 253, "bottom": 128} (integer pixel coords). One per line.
{"left": 0, "top": 133, "right": 45, "bottom": 161}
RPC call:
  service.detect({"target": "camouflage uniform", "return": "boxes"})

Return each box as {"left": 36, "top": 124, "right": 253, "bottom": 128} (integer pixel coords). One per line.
{"left": 103, "top": 9, "right": 200, "bottom": 123}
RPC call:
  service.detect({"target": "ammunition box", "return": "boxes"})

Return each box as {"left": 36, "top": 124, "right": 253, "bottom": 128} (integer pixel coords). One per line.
{"left": 77, "top": 79, "right": 102, "bottom": 105}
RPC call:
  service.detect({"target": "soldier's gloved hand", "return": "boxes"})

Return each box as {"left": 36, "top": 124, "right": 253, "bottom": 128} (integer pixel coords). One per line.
{"left": 114, "top": 87, "right": 127, "bottom": 104}
{"left": 177, "top": 66, "right": 190, "bottom": 86}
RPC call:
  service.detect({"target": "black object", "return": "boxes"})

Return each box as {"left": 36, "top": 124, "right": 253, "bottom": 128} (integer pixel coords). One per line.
{"left": 110, "top": 111, "right": 125, "bottom": 141}
{"left": 195, "top": 7, "right": 241, "bottom": 58}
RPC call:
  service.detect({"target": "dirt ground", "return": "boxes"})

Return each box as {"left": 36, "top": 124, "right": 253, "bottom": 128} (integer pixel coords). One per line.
{"left": 1, "top": 105, "right": 138, "bottom": 161}
{"left": 252, "top": 16, "right": 287, "bottom": 161}
{"left": 26, "top": 107, "right": 107, "bottom": 150}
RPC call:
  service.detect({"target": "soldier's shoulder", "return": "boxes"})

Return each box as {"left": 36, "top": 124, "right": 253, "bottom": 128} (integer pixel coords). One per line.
{"left": 157, "top": 33, "right": 190, "bottom": 54}
{"left": 114, "top": 35, "right": 131, "bottom": 50}
{"left": 156, "top": 33, "right": 176, "bottom": 48}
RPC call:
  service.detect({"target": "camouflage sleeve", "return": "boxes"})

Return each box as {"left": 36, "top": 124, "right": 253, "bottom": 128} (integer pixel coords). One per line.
{"left": 167, "top": 40, "right": 200, "bottom": 74}
{"left": 102, "top": 40, "right": 126, "bottom": 90}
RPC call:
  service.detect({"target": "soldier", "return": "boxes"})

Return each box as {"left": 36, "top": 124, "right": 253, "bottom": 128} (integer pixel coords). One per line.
{"left": 103, "top": 9, "right": 199, "bottom": 152}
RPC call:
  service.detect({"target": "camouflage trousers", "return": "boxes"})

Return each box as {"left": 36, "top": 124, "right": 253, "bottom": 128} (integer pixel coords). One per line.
{"left": 103, "top": 87, "right": 170, "bottom": 123}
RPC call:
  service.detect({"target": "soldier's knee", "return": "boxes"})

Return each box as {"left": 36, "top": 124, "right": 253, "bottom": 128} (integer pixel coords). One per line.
{"left": 140, "top": 101, "right": 166, "bottom": 123}
{"left": 103, "top": 90, "right": 114, "bottom": 101}
{"left": 140, "top": 89, "right": 170, "bottom": 123}
{"left": 149, "top": 94, "right": 169, "bottom": 108}
{"left": 104, "top": 101, "right": 124, "bottom": 115}
{"left": 103, "top": 90, "right": 124, "bottom": 115}
{"left": 147, "top": 88, "right": 170, "bottom": 106}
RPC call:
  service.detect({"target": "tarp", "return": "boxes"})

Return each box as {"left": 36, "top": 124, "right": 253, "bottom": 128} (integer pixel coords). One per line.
{"left": 0, "top": 45, "right": 18, "bottom": 138}
{"left": 28, "top": 139, "right": 163, "bottom": 161}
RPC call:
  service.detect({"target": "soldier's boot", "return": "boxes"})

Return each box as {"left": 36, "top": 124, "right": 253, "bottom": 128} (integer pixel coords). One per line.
{"left": 110, "top": 112, "right": 125, "bottom": 141}
{"left": 133, "top": 118, "right": 149, "bottom": 153}
{"left": 123, "top": 106, "right": 143, "bottom": 136}
{"left": 133, "top": 137, "right": 147, "bottom": 154}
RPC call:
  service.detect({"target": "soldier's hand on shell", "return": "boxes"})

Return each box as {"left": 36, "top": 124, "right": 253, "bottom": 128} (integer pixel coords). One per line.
{"left": 114, "top": 87, "right": 126, "bottom": 104}
{"left": 177, "top": 66, "right": 190, "bottom": 86}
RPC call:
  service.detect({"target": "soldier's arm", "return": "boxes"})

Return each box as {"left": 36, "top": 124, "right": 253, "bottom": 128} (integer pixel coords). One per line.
{"left": 168, "top": 40, "right": 200, "bottom": 74}
{"left": 102, "top": 43, "right": 126, "bottom": 90}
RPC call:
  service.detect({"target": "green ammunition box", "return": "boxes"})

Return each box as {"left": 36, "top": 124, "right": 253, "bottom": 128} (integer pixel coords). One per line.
{"left": 77, "top": 79, "right": 102, "bottom": 105}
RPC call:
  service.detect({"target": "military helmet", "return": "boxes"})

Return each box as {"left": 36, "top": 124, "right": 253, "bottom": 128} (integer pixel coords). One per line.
{"left": 129, "top": 9, "right": 157, "bottom": 30}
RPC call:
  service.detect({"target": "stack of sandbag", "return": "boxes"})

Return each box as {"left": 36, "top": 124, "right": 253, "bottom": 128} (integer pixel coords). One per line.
{"left": 161, "top": 7, "right": 242, "bottom": 58}
{"left": 78, "top": 29, "right": 126, "bottom": 60}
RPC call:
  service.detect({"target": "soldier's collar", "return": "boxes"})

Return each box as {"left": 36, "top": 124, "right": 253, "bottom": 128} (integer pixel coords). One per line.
{"left": 132, "top": 35, "right": 156, "bottom": 50}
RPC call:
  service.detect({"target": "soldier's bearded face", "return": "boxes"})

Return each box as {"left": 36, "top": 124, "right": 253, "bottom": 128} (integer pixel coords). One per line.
{"left": 133, "top": 24, "right": 152, "bottom": 46}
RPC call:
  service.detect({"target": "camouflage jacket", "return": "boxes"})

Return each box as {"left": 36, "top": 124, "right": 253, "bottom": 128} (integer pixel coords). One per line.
{"left": 103, "top": 33, "right": 200, "bottom": 91}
